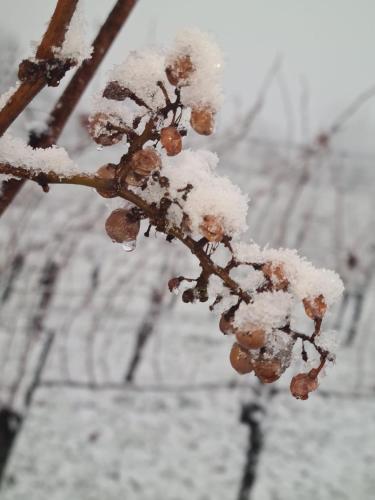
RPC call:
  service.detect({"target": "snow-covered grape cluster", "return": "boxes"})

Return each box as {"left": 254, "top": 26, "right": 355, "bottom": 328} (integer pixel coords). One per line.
{"left": 0, "top": 26, "right": 344, "bottom": 400}
{"left": 85, "top": 29, "right": 344, "bottom": 400}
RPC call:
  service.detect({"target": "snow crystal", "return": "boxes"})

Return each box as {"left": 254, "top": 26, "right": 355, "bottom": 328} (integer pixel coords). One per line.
{"left": 144, "top": 149, "right": 248, "bottom": 238}
{"left": 0, "top": 132, "right": 78, "bottom": 176}
{"left": 234, "top": 291, "right": 294, "bottom": 330}
{"left": 109, "top": 50, "right": 171, "bottom": 111}
{"left": 229, "top": 265, "right": 265, "bottom": 292}
{"left": 55, "top": 0, "right": 92, "bottom": 64}
{"left": 167, "top": 28, "right": 223, "bottom": 111}
{"left": 207, "top": 274, "right": 228, "bottom": 298}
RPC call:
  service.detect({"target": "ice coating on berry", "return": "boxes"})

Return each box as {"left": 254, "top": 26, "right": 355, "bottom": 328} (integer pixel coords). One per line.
{"left": 105, "top": 209, "right": 140, "bottom": 243}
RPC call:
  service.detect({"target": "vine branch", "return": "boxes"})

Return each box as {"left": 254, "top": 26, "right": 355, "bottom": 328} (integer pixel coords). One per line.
{"left": 0, "top": 0, "right": 138, "bottom": 217}
{"left": 0, "top": 0, "right": 79, "bottom": 137}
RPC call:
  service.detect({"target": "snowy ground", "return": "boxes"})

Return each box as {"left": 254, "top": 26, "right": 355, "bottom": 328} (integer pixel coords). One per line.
{"left": 0, "top": 137, "right": 374, "bottom": 499}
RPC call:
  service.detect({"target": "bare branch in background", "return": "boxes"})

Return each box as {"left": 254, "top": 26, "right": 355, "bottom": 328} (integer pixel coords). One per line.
{"left": 315, "top": 83, "right": 375, "bottom": 149}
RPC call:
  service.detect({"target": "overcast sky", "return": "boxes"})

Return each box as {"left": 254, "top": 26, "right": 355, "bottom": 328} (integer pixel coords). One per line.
{"left": 1, "top": 0, "right": 375, "bottom": 154}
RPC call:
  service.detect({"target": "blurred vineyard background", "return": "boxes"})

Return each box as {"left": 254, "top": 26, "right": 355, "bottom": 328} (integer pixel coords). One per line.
{"left": 1, "top": 12, "right": 375, "bottom": 500}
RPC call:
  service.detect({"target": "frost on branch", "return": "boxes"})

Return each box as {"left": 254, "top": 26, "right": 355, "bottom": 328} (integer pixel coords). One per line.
{"left": 1, "top": 28, "right": 344, "bottom": 400}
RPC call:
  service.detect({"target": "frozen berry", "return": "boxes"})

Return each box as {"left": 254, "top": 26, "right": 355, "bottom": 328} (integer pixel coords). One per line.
{"left": 199, "top": 215, "right": 224, "bottom": 242}
{"left": 168, "top": 277, "right": 181, "bottom": 293}
{"left": 105, "top": 208, "right": 140, "bottom": 243}
{"left": 303, "top": 294, "right": 327, "bottom": 320}
{"left": 290, "top": 372, "right": 318, "bottom": 400}
{"left": 125, "top": 170, "right": 145, "bottom": 187}
{"left": 95, "top": 164, "right": 117, "bottom": 198}
{"left": 166, "top": 55, "right": 194, "bottom": 86}
{"left": 230, "top": 343, "right": 253, "bottom": 374}
{"left": 190, "top": 107, "right": 215, "bottom": 136}
{"left": 236, "top": 325, "right": 266, "bottom": 350}
{"left": 160, "top": 127, "right": 182, "bottom": 156}
{"left": 219, "top": 313, "right": 236, "bottom": 335}
{"left": 182, "top": 288, "right": 195, "bottom": 303}
{"left": 130, "top": 148, "right": 161, "bottom": 177}
{"left": 87, "top": 112, "right": 125, "bottom": 146}
{"left": 253, "top": 357, "right": 282, "bottom": 383}
{"left": 262, "top": 262, "right": 289, "bottom": 291}
{"left": 103, "top": 81, "right": 128, "bottom": 101}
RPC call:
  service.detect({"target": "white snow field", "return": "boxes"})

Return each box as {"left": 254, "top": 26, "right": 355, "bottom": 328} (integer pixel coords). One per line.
{"left": 0, "top": 136, "right": 375, "bottom": 500}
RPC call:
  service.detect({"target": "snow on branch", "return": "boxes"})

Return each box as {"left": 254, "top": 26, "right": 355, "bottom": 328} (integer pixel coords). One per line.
{"left": 54, "top": 0, "right": 93, "bottom": 64}
{"left": 0, "top": 133, "right": 78, "bottom": 177}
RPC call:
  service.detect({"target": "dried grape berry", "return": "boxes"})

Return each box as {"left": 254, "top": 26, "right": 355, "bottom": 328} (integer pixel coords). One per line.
{"left": 262, "top": 262, "right": 289, "bottom": 291}
{"left": 87, "top": 112, "right": 125, "bottom": 146}
{"left": 303, "top": 294, "right": 327, "bottom": 320}
{"left": 190, "top": 107, "right": 215, "bottom": 136}
{"left": 290, "top": 372, "right": 318, "bottom": 400}
{"left": 253, "top": 357, "right": 282, "bottom": 383}
{"left": 199, "top": 215, "right": 224, "bottom": 242}
{"left": 235, "top": 325, "right": 266, "bottom": 350}
{"left": 95, "top": 164, "right": 117, "bottom": 198}
{"left": 130, "top": 148, "right": 161, "bottom": 177}
{"left": 166, "top": 55, "right": 194, "bottom": 86}
{"left": 219, "top": 313, "right": 236, "bottom": 335}
{"left": 230, "top": 343, "right": 253, "bottom": 374}
{"left": 105, "top": 208, "right": 140, "bottom": 243}
{"left": 160, "top": 127, "right": 182, "bottom": 156}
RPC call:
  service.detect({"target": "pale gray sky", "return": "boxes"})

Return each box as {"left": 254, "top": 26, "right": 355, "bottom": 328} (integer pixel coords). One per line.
{"left": 2, "top": 0, "right": 375, "bottom": 153}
